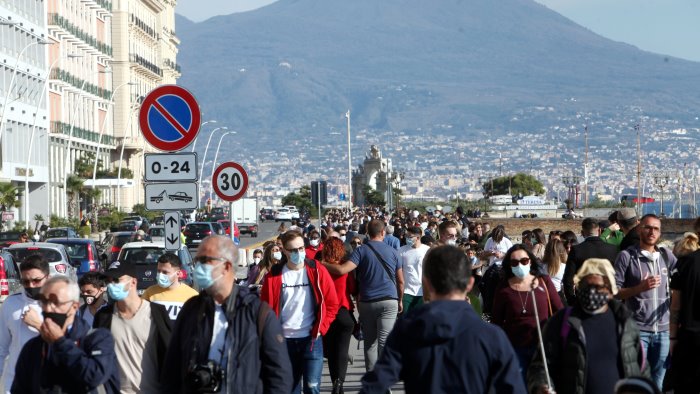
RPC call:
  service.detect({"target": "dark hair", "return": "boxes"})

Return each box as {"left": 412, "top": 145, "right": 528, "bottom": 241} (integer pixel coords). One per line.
{"left": 491, "top": 225, "right": 506, "bottom": 243}
{"left": 406, "top": 226, "right": 422, "bottom": 237}
{"left": 282, "top": 230, "right": 303, "bottom": 245}
{"left": 421, "top": 235, "right": 435, "bottom": 246}
{"left": 608, "top": 211, "right": 619, "bottom": 224}
{"left": 423, "top": 245, "right": 471, "bottom": 295}
{"left": 522, "top": 230, "right": 533, "bottom": 239}
{"left": 581, "top": 218, "right": 599, "bottom": 235}
{"left": 367, "top": 219, "right": 386, "bottom": 238}
{"left": 561, "top": 231, "right": 578, "bottom": 248}
{"left": 78, "top": 272, "right": 107, "bottom": 289}
{"left": 502, "top": 245, "right": 539, "bottom": 280}
{"left": 532, "top": 228, "right": 546, "bottom": 245}
{"left": 438, "top": 220, "right": 457, "bottom": 236}
{"left": 20, "top": 254, "right": 49, "bottom": 276}
{"left": 640, "top": 213, "right": 660, "bottom": 223}
{"left": 157, "top": 253, "right": 182, "bottom": 268}
{"left": 321, "top": 237, "right": 346, "bottom": 265}
{"left": 253, "top": 249, "right": 263, "bottom": 256}
{"left": 694, "top": 217, "right": 700, "bottom": 234}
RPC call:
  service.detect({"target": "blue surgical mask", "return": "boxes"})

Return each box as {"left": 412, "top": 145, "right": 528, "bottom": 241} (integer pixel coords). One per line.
{"left": 290, "top": 251, "right": 305, "bottom": 266}
{"left": 194, "top": 262, "right": 224, "bottom": 290}
{"left": 107, "top": 281, "right": 130, "bottom": 301}
{"left": 511, "top": 264, "right": 530, "bottom": 279}
{"left": 405, "top": 238, "right": 415, "bottom": 248}
{"left": 157, "top": 272, "right": 174, "bottom": 288}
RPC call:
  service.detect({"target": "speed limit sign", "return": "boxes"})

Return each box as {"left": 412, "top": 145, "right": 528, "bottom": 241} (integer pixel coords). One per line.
{"left": 212, "top": 161, "right": 249, "bottom": 202}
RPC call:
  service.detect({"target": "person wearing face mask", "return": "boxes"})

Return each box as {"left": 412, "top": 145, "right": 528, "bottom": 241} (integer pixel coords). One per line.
{"left": 163, "top": 235, "right": 292, "bottom": 393}
{"left": 528, "top": 258, "right": 647, "bottom": 394}
{"left": 305, "top": 229, "right": 324, "bottom": 261}
{"left": 491, "top": 245, "right": 563, "bottom": 384}
{"left": 141, "top": 253, "right": 198, "bottom": 321}
{"left": 382, "top": 225, "right": 401, "bottom": 250}
{"left": 11, "top": 275, "right": 120, "bottom": 393}
{"left": 0, "top": 255, "right": 48, "bottom": 393}
{"left": 436, "top": 220, "right": 460, "bottom": 246}
{"left": 261, "top": 231, "right": 339, "bottom": 394}
{"left": 93, "top": 262, "right": 171, "bottom": 393}
{"left": 398, "top": 227, "right": 430, "bottom": 314}
{"left": 77, "top": 272, "right": 108, "bottom": 328}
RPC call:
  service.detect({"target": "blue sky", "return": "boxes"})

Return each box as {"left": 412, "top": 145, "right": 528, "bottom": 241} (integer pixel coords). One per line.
{"left": 175, "top": 0, "right": 700, "bottom": 62}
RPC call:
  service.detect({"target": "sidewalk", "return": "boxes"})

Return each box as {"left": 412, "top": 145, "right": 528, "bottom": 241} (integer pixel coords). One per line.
{"left": 321, "top": 336, "right": 405, "bottom": 393}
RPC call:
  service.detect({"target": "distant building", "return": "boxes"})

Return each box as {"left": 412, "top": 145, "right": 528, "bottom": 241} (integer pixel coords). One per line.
{"left": 351, "top": 145, "right": 401, "bottom": 208}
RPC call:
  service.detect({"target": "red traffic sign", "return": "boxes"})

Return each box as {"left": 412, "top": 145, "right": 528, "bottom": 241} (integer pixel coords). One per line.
{"left": 139, "top": 85, "right": 201, "bottom": 152}
{"left": 212, "top": 162, "right": 248, "bottom": 202}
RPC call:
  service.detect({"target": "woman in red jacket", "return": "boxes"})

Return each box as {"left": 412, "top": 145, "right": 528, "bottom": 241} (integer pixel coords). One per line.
{"left": 322, "top": 237, "right": 356, "bottom": 394}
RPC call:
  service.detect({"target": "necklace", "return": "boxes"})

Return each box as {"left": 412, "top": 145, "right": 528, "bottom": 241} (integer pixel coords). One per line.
{"left": 517, "top": 290, "right": 530, "bottom": 314}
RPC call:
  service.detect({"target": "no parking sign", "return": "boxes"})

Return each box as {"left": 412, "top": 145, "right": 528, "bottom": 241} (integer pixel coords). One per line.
{"left": 139, "top": 85, "right": 201, "bottom": 152}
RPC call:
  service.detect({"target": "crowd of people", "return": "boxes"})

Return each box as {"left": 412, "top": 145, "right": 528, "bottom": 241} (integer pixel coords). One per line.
{"left": 0, "top": 204, "right": 699, "bottom": 393}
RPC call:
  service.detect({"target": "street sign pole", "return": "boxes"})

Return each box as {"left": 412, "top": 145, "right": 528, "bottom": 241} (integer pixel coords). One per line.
{"left": 229, "top": 201, "right": 235, "bottom": 243}
{"left": 317, "top": 181, "right": 322, "bottom": 229}
{"left": 164, "top": 211, "right": 181, "bottom": 251}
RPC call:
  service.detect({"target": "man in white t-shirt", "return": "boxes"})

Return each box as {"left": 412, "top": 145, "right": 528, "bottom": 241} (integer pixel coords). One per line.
{"left": 261, "top": 231, "right": 339, "bottom": 394}
{"left": 399, "top": 227, "right": 430, "bottom": 314}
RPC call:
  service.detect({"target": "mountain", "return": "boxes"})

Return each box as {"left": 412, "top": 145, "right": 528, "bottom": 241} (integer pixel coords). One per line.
{"left": 174, "top": 0, "right": 700, "bottom": 139}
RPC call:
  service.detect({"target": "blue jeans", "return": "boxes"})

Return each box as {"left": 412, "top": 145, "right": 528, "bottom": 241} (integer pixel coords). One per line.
{"left": 286, "top": 336, "right": 323, "bottom": 394}
{"left": 639, "top": 330, "right": 669, "bottom": 390}
{"left": 514, "top": 345, "right": 536, "bottom": 386}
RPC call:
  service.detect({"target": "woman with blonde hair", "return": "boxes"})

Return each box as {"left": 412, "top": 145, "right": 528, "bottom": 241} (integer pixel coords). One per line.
{"left": 542, "top": 239, "right": 568, "bottom": 302}
{"left": 673, "top": 232, "right": 700, "bottom": 258}
{"left": 246, "top": 243, "right": 284, "bottom": 286}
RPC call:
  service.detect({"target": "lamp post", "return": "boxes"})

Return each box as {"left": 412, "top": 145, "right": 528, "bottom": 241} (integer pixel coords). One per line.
{"left": 191, "top": 120, "right": 216, "bottom": 152}
{"left": 0, "top": 39, "right": 50, "bottom": 148}
{"left": 24, "top": 52, "right": 82, "bottom": 230}
{"left": 345, "top": 110, "right": 352, "bottom": 208}
{"left": 635, "top": 124, "right": 642, "bottom": 216}
{"left": 198, "top": 126, "right": 227, "bottom": 182}
{"left": 652, "top": 172, "right": 670, "bottom": 218}
{"left": 209, "top": 131, "right": 236, "bottom": 204}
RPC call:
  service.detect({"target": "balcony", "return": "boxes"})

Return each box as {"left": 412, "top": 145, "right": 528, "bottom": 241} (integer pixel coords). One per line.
{"left": 50, "top": 68, "right": 112, "bottom": 100}
{"left": 163, "top": 58, "right": 181, "bottom": 73}
{"left": 129, "top": 53, "right": 163, "bottom": 77}
{"left": 130, "top": 14, "right": 158, "bottom": 41}
{"left": 51, "top": 121, "right": 116, "bottom": 146}
{"left": 118, "top": 136, "right": 145, "bottom": 151}
{"left": 48, "top": 13, "right": 113, "bottom": 57}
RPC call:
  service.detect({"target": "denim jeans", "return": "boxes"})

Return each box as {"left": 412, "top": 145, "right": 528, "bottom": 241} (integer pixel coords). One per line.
{"left": 639, "top": 330, "right": 669, "bottom": 390}
{"left": 286, "top": 336, "right": 324, "bottom": 394}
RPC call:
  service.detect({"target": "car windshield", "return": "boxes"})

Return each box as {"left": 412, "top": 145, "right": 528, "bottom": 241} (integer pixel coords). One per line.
{"left": 62, "top": 244, "right": 88, "bottom": 259}
{"left": 0, "top": 233, "right": 20, "bottom": 241}
{"left": 9, "top": 248, "right": 63, "bottom": 262}
{"left": 46, "top": 229, "right": 69, "bottom": 238}
{"left": 149, "top": 228, "right": 165, "bottom": 236}
{"left": 187, "top": 224, "right": 210, "bottom": 232}
{"left": 120, "top": 248, "right": 166, "bottom": 265}
{"left": 115, "top": 234, "right": 136, "bottom": 247}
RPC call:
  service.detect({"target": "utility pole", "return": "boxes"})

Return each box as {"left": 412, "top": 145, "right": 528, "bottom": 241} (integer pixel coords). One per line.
{"left": 652, "top": 172, "right": 669, "bottom": 218}
{"left": 346, "top": 110, "right": 352, "bottom": 209}
{"left": 635, "top": 124, "right": 642, "bottom": 217}
{"left": 584, "top": 125, "right": 589, "bottom": 207}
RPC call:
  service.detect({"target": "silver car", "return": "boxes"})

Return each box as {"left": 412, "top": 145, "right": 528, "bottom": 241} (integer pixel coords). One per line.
{"left": 7, "top": 242, "right": 78, "bottom": 281}
{"left": 148, "top": 225, "right": 166, "bottom": 243}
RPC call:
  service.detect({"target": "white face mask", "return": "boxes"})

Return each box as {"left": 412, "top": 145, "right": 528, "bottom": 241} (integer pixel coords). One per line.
{"left": 447, "top": 239, "right": 457, "bottom": 246}
{"left": 272, "top": 251, "right": 282, "bottom": 260}
{"left": 253, "top": 257, "right": 261, "bottom": 264}
{"left": 340, "top": 236, "right": 346, "bottom": 242}
{"left": 310, "top": 239, "right": 320, "bottom": 247}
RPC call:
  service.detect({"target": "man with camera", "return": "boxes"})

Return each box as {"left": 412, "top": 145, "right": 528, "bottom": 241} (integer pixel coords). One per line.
{"left": 163, "top": 235, "right": 292, "bottom": 393}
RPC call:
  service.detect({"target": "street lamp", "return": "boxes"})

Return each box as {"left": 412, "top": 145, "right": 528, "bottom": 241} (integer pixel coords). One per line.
{"left": 209, "top": 131, "right": 236, "bottom": 204}
{"left": 24, "top": 52, "right": 82, "bottom": 230}
{"left": 191, "top": 120, "right": 216, "bottom": 152}
{"left": 652, "top": 172, "right": 670, "bottom": 218}
{"left": 0, "top": 39, "right": 51, "bottom": 148}
{"left": 345, "top": 110, "right": 352, "bottom": 208}
{"left": 198, "top": 126, "right": 227, "bottom": 182}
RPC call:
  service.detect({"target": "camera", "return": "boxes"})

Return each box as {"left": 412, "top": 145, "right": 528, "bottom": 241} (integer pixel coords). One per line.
{"left": 185, "top": 361, "right": 225, "bottom": 393}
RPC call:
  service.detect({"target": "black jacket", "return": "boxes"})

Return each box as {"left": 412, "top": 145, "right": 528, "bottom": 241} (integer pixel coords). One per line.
{"left": 93, "top": 301, "right": 172, "bottom": 378}
{"left": 619, "top": 225, "right": 640, "bottom": 253}
{"left": 527, "top": 300, "right": 648, "bottom": 394}
{"left": 563, "top": 236, "right": 619, "bottom": 305}
{"left": 361, "top": 300, "right": 526, "bottom": 394}
{"left": 12, "top": 317, "right": 120, "bottom": 394}
{"left": 162, "top": 285, "right": 292, "bottom": 394}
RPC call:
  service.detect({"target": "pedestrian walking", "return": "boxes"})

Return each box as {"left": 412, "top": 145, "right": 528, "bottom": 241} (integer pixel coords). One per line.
{"left": 141, "top": 253, "right": 199, "bottom": 321}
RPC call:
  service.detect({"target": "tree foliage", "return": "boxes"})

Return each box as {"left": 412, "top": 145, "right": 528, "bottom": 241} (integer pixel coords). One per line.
{"left": 0, "top": 182, "right": 20, "bottom": 211}
{"left": 362, "top": 185, "right": 386, "bottom": 207}
{"left": 282, "top": 186, "right": 314, "bottom": 215}
{"left": 482, "top": 173, "right": 545, "bottom": 197}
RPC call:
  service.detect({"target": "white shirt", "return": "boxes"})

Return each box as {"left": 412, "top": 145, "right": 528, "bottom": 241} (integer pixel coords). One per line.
{"left": 280, "top": 265, "right": 315, "bottom": 338}
{"left": 0, "top": 292, "right": 42, "bottom": 394}
{"left": 485, "top": 237, "right": 514, "bottom": 267}
{"left": 550, "top": 264, "right": 567, "bottom": 292}
{"left": 208, "top": 304, "right": 228, "bottom": 363}
{"left": 399, "top": 244, "right": 430, "bottom": 296}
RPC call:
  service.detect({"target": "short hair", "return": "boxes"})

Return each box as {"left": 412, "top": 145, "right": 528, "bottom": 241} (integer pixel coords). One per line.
{"left": 438, "top": 220, "right": 457, "bottom": 236}
{"left": 78, "top": 272, "right": 107, "bottom": 289}
{"left": 608, "top": 211, "right": 619, "bottom": 224}
{"left": 20, "top": 254, "right": 50, "bottom": 276}
{"left": 421, "top": 235, "right": 435, "bottom": 246}
{"left": 385, "top": 225, "right": 394, "bottom": 235}
{"left": 157, "top": 253, "right": 182, "bottom": 268}
{"left": 253, "top": 249, "right": 263, "bottom": 256}
{"left": 406, "top": 226, "right": 422, "bottom": 237}
{"left": 581, "top": 218, "right": 599, "bottom": 235}
{"left": 640, "top": 213, "right": 660, "bottom": 223}
{"left": 490, "top": 225, "right": 506, "bottom": 243}
{"left": 282, "top": 230, "right": 304, "bottom": 246}
{"left": 367, "top": 219, "right": 386, "bottom": 238}
{"left": 43, "top": 275, "right": 80, "bottom": 302}
{"left": 423, "top": 245, "right": 471, "bottom": 295}
{"left": 204, "top": 235, "right": 239, "bottom": 266}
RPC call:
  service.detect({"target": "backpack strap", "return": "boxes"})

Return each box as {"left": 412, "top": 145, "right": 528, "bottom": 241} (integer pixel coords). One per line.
{"left": 560, "top": 307, "right": 573, "bottom": 349}
{"left": 257, "top": 301, "right": 272, "bottom": 339}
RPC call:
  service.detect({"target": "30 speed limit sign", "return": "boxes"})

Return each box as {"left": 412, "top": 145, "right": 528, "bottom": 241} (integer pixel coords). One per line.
{"left": 212, "top": 161, "right": 248, "bottom": 202}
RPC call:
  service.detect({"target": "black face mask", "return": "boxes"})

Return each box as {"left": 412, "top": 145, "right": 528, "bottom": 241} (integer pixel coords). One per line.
{"left": 578, "top": 286, "right": 610, "bottom": 314}
{"left": 42, "top": 311, "right": 69, "bottom": 328}
{"left": 25, "top": 287, "right": 41, "bottom": 300}
{"left": 81, "top": 292, "right": 102, "bottom": 306}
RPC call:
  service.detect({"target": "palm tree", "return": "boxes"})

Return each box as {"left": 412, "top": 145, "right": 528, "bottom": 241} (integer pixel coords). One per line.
{"left": 66, "top": 175, "right": 84, "bottom": 219}
{"left": 0, "top": 182, "right": 20, "bottom": 212}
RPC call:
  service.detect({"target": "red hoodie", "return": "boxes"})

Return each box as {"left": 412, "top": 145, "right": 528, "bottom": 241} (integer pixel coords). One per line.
{"left": 261, "top": 259, "right": 339, "bottom": 337}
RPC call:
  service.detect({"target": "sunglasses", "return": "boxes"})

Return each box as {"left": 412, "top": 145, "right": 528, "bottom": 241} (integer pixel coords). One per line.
{"left": 21, "top": 275, "right": 47, "bottom": 287}
{"left": 509, "top": 257, "right": 531, "bottom": 267}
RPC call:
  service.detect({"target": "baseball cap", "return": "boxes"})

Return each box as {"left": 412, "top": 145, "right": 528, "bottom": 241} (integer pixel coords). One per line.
{"left": 104, "top": 261, "right": 138, "bottom": 281}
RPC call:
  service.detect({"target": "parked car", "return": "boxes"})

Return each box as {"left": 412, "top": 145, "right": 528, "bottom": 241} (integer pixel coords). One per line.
{"left": 148, "top": 226, "right": 166, "bottom": 243}
{"left": 0, "top": 232, "right": 23, "bottom": 249}
{"left": 274, "top": 208, "right": 293, "bottom": 222}
{"left": 290, "top": 208, "right": 300, "bottom": 220}
{"left": 118, "top": 220, "right": 140, "bottom": 232}
{"left": 7, "top": 243, "right": 77, "bottom": 281}
{"left": 115, "top": 241, "right": 195, "bottom": 294}
{"left": 123, "top": 216, "right": 149, "bottom": 229}
{"left": 45, "top": 238, "right": 101, "bottom": 276}
{"left": 238, "top": 223, "right": 258, "bottom": 237}
{"left": 0, "top": 251, "right": 20, "bottom": 303}
{"left": 183, "top": 222, "right": 222, "bottom": 248}
{"left": 98, "top": 231, "right": 137, "bottom": 266}
{"left": 45, "top": 227, "right": 78, "bottom": 239}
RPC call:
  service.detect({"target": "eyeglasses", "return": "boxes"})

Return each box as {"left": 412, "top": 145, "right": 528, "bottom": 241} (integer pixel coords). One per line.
{"left": 509, "top": 257, "right": 531, "bottom": 267}
{"left": 195, "top": 256, "right": 226, "bottom": 264}
{"left": 38, "top": 297, "right": 75, "bottom": 309}
{"left": 21, "top": 275, "right": 47, "bottom": 287}
{"left": 285, "top": 246, "right": 305, "bottom": 253}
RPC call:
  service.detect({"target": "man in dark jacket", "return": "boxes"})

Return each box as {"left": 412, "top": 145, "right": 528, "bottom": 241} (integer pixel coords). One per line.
{"left": 563, "top": 217, "right": 619, "bottom": 305}
{"left": 12, "top": 275, "right": 119, "bottom": 393}
{"left": 618, "top": 207, "right": 641, "bottom": 252}
{"left": 360, "top": 245, "right": 525, "bottom": 394}
{"left": 528, "top": 258, "right": 647, "bottom": 394}
{"left": 163, "top": 235, "right": 292, "bottom": 393}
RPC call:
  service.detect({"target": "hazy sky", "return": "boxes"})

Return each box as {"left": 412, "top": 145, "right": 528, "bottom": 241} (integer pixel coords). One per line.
{"left": 175, "top": 0, "right": 700, "bottom": 62}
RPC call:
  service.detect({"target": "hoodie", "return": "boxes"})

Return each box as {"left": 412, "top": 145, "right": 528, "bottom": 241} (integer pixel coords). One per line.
{"left": 360, "top": 300, "right": 526, "bottom": 394}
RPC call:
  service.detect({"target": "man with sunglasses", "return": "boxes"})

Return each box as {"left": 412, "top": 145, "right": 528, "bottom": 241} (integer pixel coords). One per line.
{"left": 11, "top": 275, "right": 120, "bottom": 393}
{"left": 0, "top": 254, "right": 48, "bottom": 393}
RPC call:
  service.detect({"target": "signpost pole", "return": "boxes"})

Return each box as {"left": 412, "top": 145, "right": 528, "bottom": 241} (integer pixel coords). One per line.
{"left": 230, "top": 201, "right": 235, "bottom": 243}
{"left": 317, "top": 181, "right": 322, "bottom": 229}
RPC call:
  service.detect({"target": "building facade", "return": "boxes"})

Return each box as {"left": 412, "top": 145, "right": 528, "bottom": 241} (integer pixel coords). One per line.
{"left": 0, "top": 0, "right": 50, "bottom": 228}
{"left": 351, "top": 145, "right": 401, "bottom": 208}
